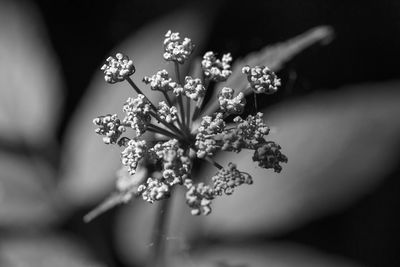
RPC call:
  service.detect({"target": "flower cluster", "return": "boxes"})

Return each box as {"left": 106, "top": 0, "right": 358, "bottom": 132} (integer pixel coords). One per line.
{"left": 201, "top": 51, "right": 232, "bottom": 82}
{"left": 92, "top": 30, "right": 287, "bottom": 216}
{"left": 101, "top": 53, "right": 135, "bottom": 84}
{"left": 242, "top": 65, "right": 281, "bottom": 94}
{"left": 93, "top": 114, "right": 126, "bottom": 145}
{"left": 163, "top": 30, "right": 194, "bottom": 64}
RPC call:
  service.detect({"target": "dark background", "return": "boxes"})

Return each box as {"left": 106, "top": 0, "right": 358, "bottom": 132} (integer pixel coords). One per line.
{"left": 21, "top": 0, "right": 400, "bottom": 266}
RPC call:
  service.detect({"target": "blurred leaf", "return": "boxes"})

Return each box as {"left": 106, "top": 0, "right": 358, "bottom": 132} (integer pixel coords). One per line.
{"left": 196, "top": 81, "right": 400, "bottom": 238}
{"left": 0, "top": 152, "right": 61, "bottom": 228}
{"left": 59, "top": 5, "right": 215, "bottom": 206}
{"left": 202, "top": 25, "right": 334, "bottom": 116}
{"left": 170, "top": 242, "right": 362, "bottom": 267}
{"left": 0, "top": 0, "right": 63, "bottom": 147}
{"left": 0, "top": 234, "right": 106, "bottom": 267}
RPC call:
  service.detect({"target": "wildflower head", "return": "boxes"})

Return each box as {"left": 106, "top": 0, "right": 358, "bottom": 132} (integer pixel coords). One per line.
{"left": 163, "top": 30, "right": 194, "bottom": 64}
{"left": 91, "top": 31, "right": 287, "bottom": 218}
{"left": 121, "top": 139, "right": 147, "bottom": 175}
{"left": 184, "top": 179, "right": 214, "bottom": 215}
{"left": 202, "top": 51, "right": 232, "bottom": 82}
{"left": 123, "top": 94, "right": 151, "bottom": 136}
{"left": 253, "top": 142, "right": 288, "bottom": 173}
{"left": 182, "top": 76, "right": 206, "bottom": 101}
{"left": 212, "top": 163, "right": 253, "bottom": 196}
{"left": 143, "top": 69, "right": 181, "bottom": 93}
{"left": 242, "top": 65, "right": 281, "bottom": 94}
{"left": 101, "top": 53, "right": 135, "bottom": 83}
{"left": 93, "top": 114, "right": 126, "bottom": 144}
{"left": 218, "top": 87, "right": 246, "bottom": 115}
{"left": 157, "top": 101, "right": 178, "bottom": 123}
{"left": 138, "top": 177, "right": 170, "bottom": 203}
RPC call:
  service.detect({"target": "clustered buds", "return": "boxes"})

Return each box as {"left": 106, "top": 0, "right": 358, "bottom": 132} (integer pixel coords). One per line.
{"left": 101, "top": 53, "right": 135, "bottom": 83}
{"left": 138, "top": 177, "right": 170, "bottom": 203}
{"left": 201, "top": 51, "right": 232, "bottom": 82}
{"left": 242, "top": 65, "right": 281, "bottom": 94}
{"left": 163, "top": 30, "right": 194, "bottom": 64}
{"left": 123, "top": 94, "right": 151, "bottom": 136}
{"left": 93, "top": 114, "right": 126, "bottom": 144}
{"left": 121, "top": 139, "right": 147, "bottom": 175}
{"left": 184, "top": 179, "right": 214, "bottom": 215}
{"left": 151, "top": 139, "right": 191, "bottom": 186}
{"left": 91, "top": 30, "right": 287, "bottom": 218}
{"left": 157, "top": 101, "right": 178, "bottom": 123}
{"left": 253, "top": 142, "right": 288, "bottom": 173}
{"left": 143, "top": 70, "right": 181, "bottom": 93}
{"left": 182, "top": 76, "right": 205, "bottom": 101}
{"left": 212, "top": 163, "right": 253, "bottom": 196}
{"left": 218, "top": 87, "right": 246, "bottom": 115}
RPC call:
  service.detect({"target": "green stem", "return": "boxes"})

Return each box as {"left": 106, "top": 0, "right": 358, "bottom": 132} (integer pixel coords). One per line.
{"left": 148, "top": 198, "right": 171, "bottom": 267}
{"left": 204, "top": 156, "right": 223, "bottom": 170}
{"left": 186, "top": 97, "right": 191, "bottom": 128}
{"left": 147, "top": 125, "right": 181, "bottom": 140}
{"left": 192, "top": 78, "right": 209, "bottom": 121}
{"left": 161, "top": 91, "right": 173, "bottom": 108}
{"left": 149, "top": 111, "right": 186, "bottom": 139}
{"left": 253, "top": 93, "right": 258, "bottom": 113}
{"left": 174, "top": 62, "right": 186, "bottom": 130}
{"left": 126, "top": 77, "right": 158, "bottom": 112}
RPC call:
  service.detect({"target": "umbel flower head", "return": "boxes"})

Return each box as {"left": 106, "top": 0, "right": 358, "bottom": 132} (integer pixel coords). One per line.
{"left": 91, "top": 30, "right": 287, "bottom": 217}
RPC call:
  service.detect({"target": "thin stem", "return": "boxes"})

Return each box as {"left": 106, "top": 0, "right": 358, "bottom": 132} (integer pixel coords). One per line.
{"left": 192, "top": 78, "right": 209, "bottom": 121}
{"left": 204, "top": 156, "right": 223, "bottom": 170}
{"left": 186, "top": 97, "right": 191, "bottom": 128}
{"left": 126, "top": 77, "right": 158, "bottom": 112}
{"left": 147, "top": 125, "right": 181, "bottom": 140}
{"left": 148, "top": 198, "right": 171, "bottom": 267}
{"left": 161, "top": 91, "right": 173, "bottom": 108}
{"left": 174, "top": 62, "right": 186, "bottom": 130}
{"left": 254, "top": 93, "right": 258, "bottom": 112}
{"left": 149, "top": 111, "right": 187, "bottom": 139}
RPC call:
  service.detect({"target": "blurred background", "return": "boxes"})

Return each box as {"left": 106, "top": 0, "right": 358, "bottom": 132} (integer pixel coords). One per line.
{"left": 1, "top": 0, "right": 400, "bottom": 266}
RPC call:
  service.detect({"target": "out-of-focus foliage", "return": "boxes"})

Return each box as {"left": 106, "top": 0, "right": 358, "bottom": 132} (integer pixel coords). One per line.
{"left": 1, "top": 235, "right": 106, "bottom": 267}
{"left": 0, "top": 1, "right": 105, "bottom": 266}
{"left": 0, "top": 0, "right": 63, "bottom": 147}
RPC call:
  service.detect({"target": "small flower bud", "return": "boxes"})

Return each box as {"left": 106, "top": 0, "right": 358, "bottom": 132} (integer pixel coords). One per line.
{"left": 101, "top": 53, "right": 135, "bottom": 83}
{"left": 253, "top": 142, "right": 288, "bottom": 172}
{"left": 138, "top": 177, "right": 170, "bottom": 203}
{"left": 143, "top": 69, "right": 182, "bottom": 93}
{"left": 183, "top": 76, "right": 205, "bottom": 101}
{"left": 242, "top": 65, "right": 281, "bottom": 94}
{"left": 163, "top": 30, "right": 194, "bottom": 64}
{"left": 218, "top": 87, "right": 246, "bottom": 115}
{"left": 123, "top": 95, "right": 151, "bottom": 136}
{"left": 184, "top": 179, "right": 214, "bottom": 215}
{"left": 121, "top": 139, "right": 147, "bottom": 175}
{"left": 202, "top": 51, "right": 232, "bottom": 82}
{"left": 93, "top": 114, "right": 126, "bottom": 144}
{"left": 212, "top": 163, "right": 253, "bottom": 196}
{"left": 157, "top": 101, "right": 178, "bottom": 123}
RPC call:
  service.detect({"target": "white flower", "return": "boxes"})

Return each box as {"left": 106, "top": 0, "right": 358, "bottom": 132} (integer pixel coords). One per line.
{"left": 101, "top": 53, "right": 135, "bottom": 83}
{"left": 163, "top": 30, "right": 194, "bottom": 64}
{"left": 242, "top": 65, "right": 281, "bottom": 94}
{"left": 202, "top": 51, "right": 232, "bottom": 82}
{"left": 218, "top": 87, "right": 246, "bottom": 115}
